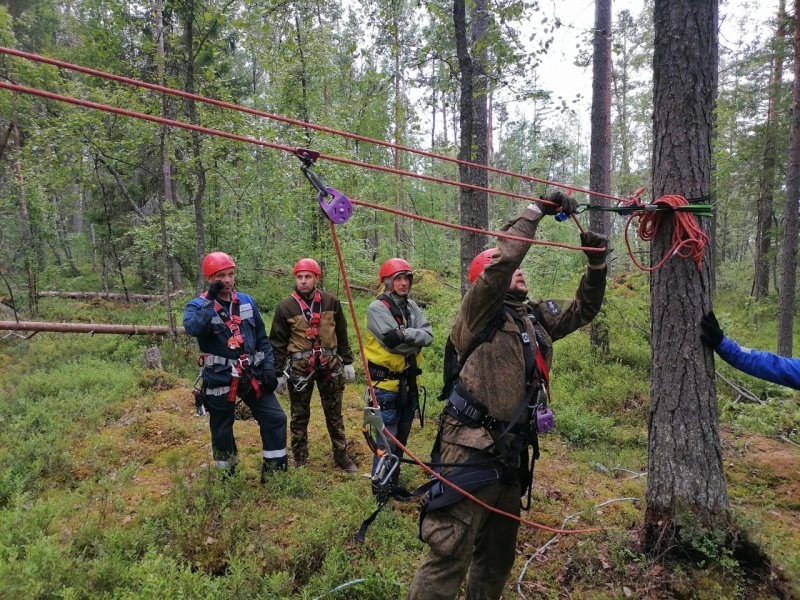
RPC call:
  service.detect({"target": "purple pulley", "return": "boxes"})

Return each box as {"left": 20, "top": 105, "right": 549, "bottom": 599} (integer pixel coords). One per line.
{"left": 319, "top": 187, "right": 353, "bottom": 224}
{"left": 536, "top": 405, "right": 554, "bottom": 433}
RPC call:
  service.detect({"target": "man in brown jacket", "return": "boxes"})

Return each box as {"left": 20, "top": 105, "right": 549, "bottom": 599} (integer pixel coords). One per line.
{"left": 269, "top": 258, "right": 358, "bottom": 472}
{"left": 407, "top": 193, "right": 609, "bottom": 600}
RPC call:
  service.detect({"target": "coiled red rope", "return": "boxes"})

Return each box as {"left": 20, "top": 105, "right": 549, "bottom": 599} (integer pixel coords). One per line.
{"left": 625, "top": 194, "right": 709, "bottom": 271}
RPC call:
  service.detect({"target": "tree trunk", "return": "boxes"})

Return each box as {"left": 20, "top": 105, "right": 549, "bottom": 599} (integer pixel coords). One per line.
{"left": 589, "top": 0, "right": 612, "bottom": 352}
{"left": 183, "top": 0, "right": 208, "bottom": 294}
{"left": 455, "top": 0, "right": 489, "bottom": 294}
{"left": 293, "top": 9, "right": 322, "bottom": 253}
{"left": 393, "top": 0, "right": 408, "bottom": 254}
{"left": 778, "top": 0, "right": 800, "bottom": 357}
{"left": 156, "top": 0, "right": 178, "bottom": 332}
{"left": 753, "top": 0, "right": 787, "bottom": 304}
{"left": 646, "top": 0, "right": 728, "bottom": 555}
{"left": 12, "top": 125, "right": 38, "bottom": 316}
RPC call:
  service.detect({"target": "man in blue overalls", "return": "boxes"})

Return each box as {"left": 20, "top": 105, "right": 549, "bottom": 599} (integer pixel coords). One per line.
{"left": 184, "top": 251, "right": 288, "bottom": 480}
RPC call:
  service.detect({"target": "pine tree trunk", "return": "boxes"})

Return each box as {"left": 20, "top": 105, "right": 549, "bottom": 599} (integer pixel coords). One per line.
{"left": 645, "top": 0, "right": 729, "bottom": 555}
{"left": 455, "top": 0, "right": 489, "bottom": 294}
{"left": 753, "top": 0, "right": 787, "bottom": 304}
{"left": 589, "top": 0, "right": 612, "bottom": 351}
{"left": 156, "top": 0, "right": 177, "bottom": 332}
{"left": 184, "top": 0, "right": 208, "bottom": 294}
{"left": 778, "top": 0, "right": 800, "bottom": 357}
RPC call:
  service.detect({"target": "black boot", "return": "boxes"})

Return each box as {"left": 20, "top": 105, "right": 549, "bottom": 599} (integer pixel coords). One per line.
{"left": 261, "top": 457, "right": 288, "bottom": 483}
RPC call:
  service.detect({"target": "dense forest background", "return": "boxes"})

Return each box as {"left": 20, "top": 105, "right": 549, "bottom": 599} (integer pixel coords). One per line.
{"left": 1, "top": 0, "right": 800, "bottom": 598}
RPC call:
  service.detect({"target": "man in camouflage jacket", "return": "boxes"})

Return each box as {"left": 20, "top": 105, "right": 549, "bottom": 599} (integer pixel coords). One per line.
{"left": 270, "top": 258, "right": 358, "bottom": 471}
{"left": 407, "top": 193, "right": 609, "bottom": 600}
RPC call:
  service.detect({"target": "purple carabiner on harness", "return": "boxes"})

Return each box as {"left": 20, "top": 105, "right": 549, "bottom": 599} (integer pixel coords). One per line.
{"left": 318, "top": 187, "right": 353, "bottom": 224}
{"left": 536, "top": 405, "right": 554, "bottom": 433}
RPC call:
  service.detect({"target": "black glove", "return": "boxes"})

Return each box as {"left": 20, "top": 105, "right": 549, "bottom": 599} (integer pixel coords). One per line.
{"left": 537, "top": 190, "right": 579, "bottom": 216}
{"left": 580, "top": 231, "right": 611, "bottom": 266}
{"left": 259, "top": 369, "right": 279, "bottom": 394}
{"left": 700, "top": 311, "right": 724, "bottom": 349}
{"left": 383, "top": 329, "right": 405, "bottom": 349}
{"left": 207, "top": 280, "right": 225, "bottom": 301}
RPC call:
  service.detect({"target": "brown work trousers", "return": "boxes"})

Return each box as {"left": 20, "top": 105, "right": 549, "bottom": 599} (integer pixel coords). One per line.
{"left": 407, "top": 480, "right": 521, "bottom": 600}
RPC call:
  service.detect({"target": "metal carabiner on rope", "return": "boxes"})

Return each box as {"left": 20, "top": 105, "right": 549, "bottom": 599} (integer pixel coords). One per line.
{"left": 192, "top": 372, "right": 207, "bottom": 417}
{"left": 362, "top": 406, "right": 394, "bottom": 456}
{"left": 363, "top": 406, "right": 400, "bottom": 502}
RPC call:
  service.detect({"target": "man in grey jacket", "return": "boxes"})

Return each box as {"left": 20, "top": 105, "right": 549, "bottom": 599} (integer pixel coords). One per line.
{"left": 363, "top": 258, "right": 434, "bottom": 479}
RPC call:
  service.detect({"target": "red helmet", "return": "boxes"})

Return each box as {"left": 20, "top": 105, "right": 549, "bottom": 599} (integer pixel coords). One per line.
{"left": 294, "top": 258, "right": 322, "bottom": 277}
{"left": 379, "top": 258, "right": 413, "bottom": 287}
{"left": 469, "top": 248, "right": 498, "bottom": 283}
{"left": 202, "top": 252, "right": 236, "bottom": 278}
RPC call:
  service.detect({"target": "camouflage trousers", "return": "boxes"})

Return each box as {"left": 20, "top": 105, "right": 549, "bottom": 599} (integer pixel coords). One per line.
{"left": 288, "top": 368, "right": 348, "bottom": 463}
{"left": 407, "top": 479, "right": 521, "bottom": 600}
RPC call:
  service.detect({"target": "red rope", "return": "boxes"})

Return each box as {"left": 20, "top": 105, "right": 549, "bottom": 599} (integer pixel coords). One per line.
{"left": 350, "top": 198, "right": 603, "bottom": 254}
{"left": 328, "top": 221, "right": 379, "bottom": 409}
{"left": 326, "top": 221, "right": 604, "bottom": 536}
{"left": 0, "top": 80, "right": 603, "bottom": 255}
{"left": 0, "top": 46, "right": 630, "bottom": 205}
{"left": 624, "top": 195, "right": 709, "bottom": 271}
{"left": 0, "top": 72, "right": 612, "bottom": 536}
{"left": 0, "top": 80, "right": 565, "bottom": 211}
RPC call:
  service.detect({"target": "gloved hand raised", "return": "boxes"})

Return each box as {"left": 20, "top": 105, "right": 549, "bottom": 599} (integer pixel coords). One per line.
{"left": 700, "top": 311, "right": 724, "bottom": 349}
{"left": 580, "top": 231, "right": 611, "bottom": 266}
{"left": 260, "top": 369, "right": 279, "bottom": 394}
{"left": 275, "top": 376, "right": 288, "bottom": 394}
{"left": 536, "top": 190, "right": 579, "bottom": 216}
{"left": 206, "top": 280, "right": 225, "bottom": 301}
{"left": 343, "top": 364, "right": 356, "bottom": 381}
{"left": 383, "top": 329, "right": 405, "bottom": 349}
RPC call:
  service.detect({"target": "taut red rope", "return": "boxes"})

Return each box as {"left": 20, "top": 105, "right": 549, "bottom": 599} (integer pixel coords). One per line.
{"left": 0, "top": 80, "right": 602, "bottom": 255}
{"left": 0, "top": 46, "right": 630, "bottom": 205}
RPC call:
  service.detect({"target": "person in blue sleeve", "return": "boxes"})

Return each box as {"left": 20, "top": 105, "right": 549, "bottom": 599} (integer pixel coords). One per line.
{"left": 183, "top": 251, "right": 288, "bottom": 480}
{"left": 701, "top": 311, "right": 800, "bottom": 390}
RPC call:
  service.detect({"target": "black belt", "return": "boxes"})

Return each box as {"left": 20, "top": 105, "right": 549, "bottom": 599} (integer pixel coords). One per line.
{"left": 368, "top": 361, "right": 421, "bottom": 382}
{"left": 445, "top": 383, "right": 529, "bottom": 435}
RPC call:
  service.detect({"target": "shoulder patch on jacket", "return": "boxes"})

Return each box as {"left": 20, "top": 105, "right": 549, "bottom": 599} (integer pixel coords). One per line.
{"left": 545, "top": 300, "right": 561, "bottom": 315}
{"left": 240, "top": 303, "right": 254, "bottom": 319}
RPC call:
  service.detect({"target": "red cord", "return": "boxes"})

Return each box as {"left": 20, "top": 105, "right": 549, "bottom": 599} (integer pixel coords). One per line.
{"left": 327, "top": 221, "right": 604, "bottom": 536}
{"left": 0, "top": 73, "right": 613, "bottom": 535}
{"left": 0, "top": 80, "right": 566, "bottom": 212}
{"left": 625, "top": 195, "right": 709, "bottom": 271}
{"left": 0, "top": 46, "right": 630, "bottom": 206}
{"left": 0, "top": 80, "right": 605, "bottom": 256}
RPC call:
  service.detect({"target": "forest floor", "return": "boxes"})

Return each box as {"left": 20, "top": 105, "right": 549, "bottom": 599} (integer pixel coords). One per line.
{"left": 62, "top": 376, "right": 800, "bottom": 599}
{"left": 2, "top": 286, "right": 799, "bottom": 599}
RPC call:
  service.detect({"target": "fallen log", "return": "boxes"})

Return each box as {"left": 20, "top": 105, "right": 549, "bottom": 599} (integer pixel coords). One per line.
{"left": 37, "top": 291, "right": 184, "bottom": 302}
{"left": 0, "top": 320, "right": 184, "bottom": 335}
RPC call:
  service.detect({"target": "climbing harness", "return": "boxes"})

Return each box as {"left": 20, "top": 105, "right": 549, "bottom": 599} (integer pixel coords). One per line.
{"left": 192, "top": 291, "right": 268, "bottom": 421}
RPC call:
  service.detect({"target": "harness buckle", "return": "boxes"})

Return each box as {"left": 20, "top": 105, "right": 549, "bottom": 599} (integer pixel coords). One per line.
{"left": 237, "top": 356, "right": 251, "bottom": 369}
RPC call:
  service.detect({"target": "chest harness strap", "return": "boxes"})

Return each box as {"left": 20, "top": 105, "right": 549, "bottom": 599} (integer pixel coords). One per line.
{"left": 199, "top": 290, "right": 261, "bottom": 402}
{"left": 292, "top": 289, "right": 336, "bottom": 379}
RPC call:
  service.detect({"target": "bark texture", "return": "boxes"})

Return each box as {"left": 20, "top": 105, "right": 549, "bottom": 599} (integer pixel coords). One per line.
{"left": 646, "top": 0, "right": 729, "bottom": 554}
{"left": 455, "top": 0, "right": 489, "bottom": 295}
{"left": 778, "top": 0, "right": 800, "bottom": 357}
